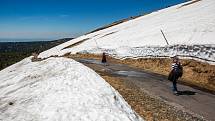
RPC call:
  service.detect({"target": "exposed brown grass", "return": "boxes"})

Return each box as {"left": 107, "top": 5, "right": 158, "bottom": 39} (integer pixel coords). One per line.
{"left": 62, "top": 38, "right": 89, "bottom": 50}
{"left": 178, "top": 0, "right": 202, "bottom": 9}
{"left": 87, "top": 15, "right": 141, "bottom": 34}
{"left": 67, "top": 53, "right": 215, "bottom": 92}
{"left": 99, "top": 31, "right": 117, "bottom": 38}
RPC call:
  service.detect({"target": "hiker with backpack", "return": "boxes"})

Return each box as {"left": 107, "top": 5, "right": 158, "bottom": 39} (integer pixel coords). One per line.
{"left": 168, "top": 56, "right": 183, "bottom": 95}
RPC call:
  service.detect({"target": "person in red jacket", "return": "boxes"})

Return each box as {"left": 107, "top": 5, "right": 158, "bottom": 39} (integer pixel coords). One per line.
{"left": 101, "top": 52, "right": 107, "bottom": 63}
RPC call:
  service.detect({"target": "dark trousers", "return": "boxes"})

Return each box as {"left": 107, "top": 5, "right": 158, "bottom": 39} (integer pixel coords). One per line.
{"left": 173, "top": 80, "right": 178, "bottom": 92}
{"left": 172, "top": 73, "right": 178, "bottom": 92}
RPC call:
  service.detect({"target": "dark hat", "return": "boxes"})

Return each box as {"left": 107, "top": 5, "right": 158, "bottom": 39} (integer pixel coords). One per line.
{"left": 172, "top": 56, "right": 179, "bottom": 61}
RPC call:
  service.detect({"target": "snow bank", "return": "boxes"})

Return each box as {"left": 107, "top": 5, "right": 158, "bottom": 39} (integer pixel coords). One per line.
{"left": 38, "top": 0, "right": 215, "bottom": 64}
{"left": 0, "top": 57, "right": 143, "bottom": 121}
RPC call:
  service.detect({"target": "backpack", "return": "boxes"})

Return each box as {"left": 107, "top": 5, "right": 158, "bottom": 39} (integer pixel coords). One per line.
{"left": 177, "top": 63, "right": 183, "bottom": 77}
{"left": 168, "top": 70, "right": 174, "bottom": 81}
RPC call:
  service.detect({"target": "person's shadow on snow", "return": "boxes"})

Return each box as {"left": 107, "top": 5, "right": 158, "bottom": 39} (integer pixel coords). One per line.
{"left": 177, "top": 90, "right": 196, "bottom": 95}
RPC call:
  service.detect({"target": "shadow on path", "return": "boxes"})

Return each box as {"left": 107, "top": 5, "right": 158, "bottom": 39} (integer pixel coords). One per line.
{"left": 177, "top": 90, "right": 196, "bottom": 95}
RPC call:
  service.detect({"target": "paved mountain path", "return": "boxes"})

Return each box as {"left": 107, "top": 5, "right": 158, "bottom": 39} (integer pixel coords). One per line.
{"left": 72, "top": 57, "right": 215, "bottom": 121}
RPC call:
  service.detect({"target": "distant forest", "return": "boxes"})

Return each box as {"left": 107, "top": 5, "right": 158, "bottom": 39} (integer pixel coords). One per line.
{"left": 0, "top": 38, "right": 72, "bottom": 70}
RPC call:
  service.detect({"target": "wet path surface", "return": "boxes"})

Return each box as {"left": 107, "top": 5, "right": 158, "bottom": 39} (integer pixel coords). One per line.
{"left": 76, "top": 58, "right": 215, "bottom": 121}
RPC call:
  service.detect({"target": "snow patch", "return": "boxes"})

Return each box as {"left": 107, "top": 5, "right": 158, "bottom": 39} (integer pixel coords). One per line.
{"left": 0, "top": 57, "right": 143, "bottom": 121}
{"left": 38, "top": 0, "right": 215, "bottom": 64}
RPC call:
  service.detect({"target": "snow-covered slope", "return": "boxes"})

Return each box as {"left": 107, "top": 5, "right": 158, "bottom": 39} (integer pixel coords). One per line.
{"left": 1, "top": 0, "right": 214, "bottom": 120}
{"left": 0, "top": 57, "right": 143, "bottom": 121}
{"left": 39, "top": 0, "right": 215, "bottom": 64}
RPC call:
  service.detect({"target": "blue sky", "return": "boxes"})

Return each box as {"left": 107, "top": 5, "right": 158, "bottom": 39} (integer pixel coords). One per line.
{"left": 0, "top": 0, "right": 187, "bottom": 40}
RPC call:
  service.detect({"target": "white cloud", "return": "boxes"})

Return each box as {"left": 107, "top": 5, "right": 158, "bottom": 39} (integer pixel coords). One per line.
{"left": 59, "top": 14, "right": 70, "bottom": 18}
